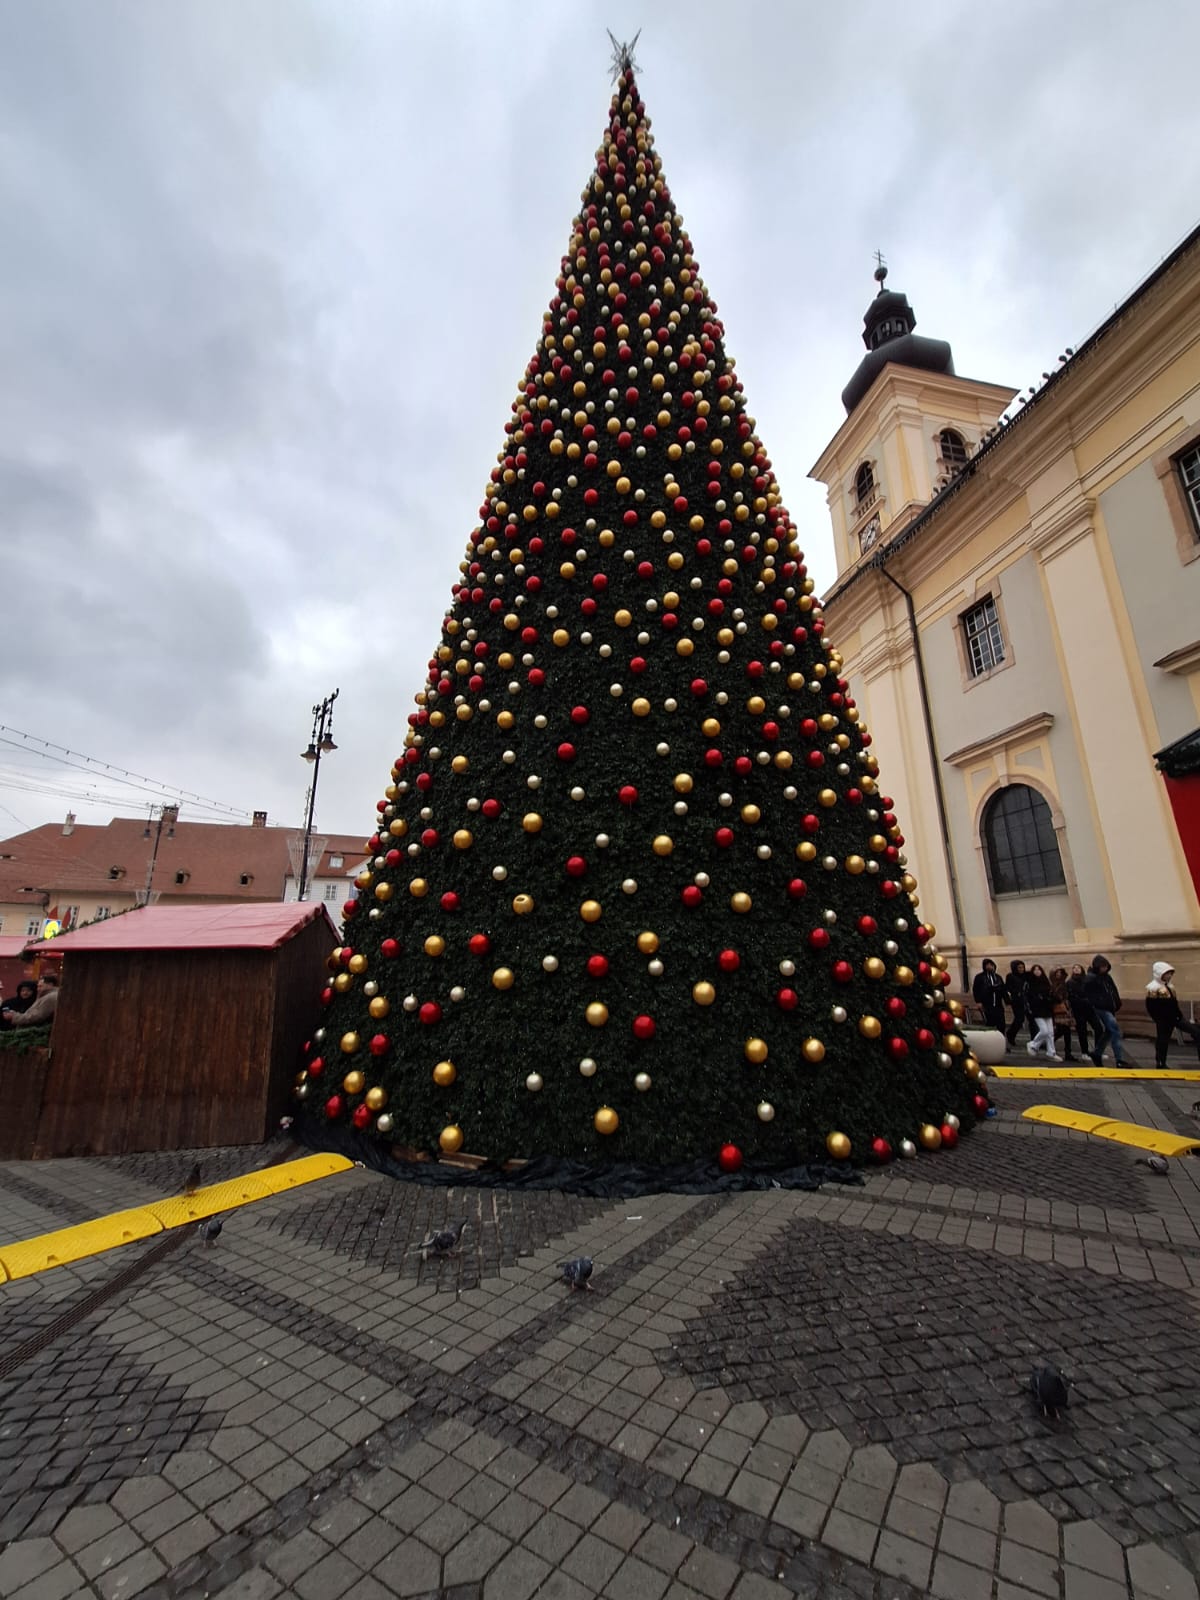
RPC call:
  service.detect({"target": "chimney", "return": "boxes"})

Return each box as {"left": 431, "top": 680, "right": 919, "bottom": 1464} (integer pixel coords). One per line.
{"left": 63, "top": 812, "right": 76, "bottom": 836}
{"left": 252, "top": 810, "right": 268, "bottom": 828}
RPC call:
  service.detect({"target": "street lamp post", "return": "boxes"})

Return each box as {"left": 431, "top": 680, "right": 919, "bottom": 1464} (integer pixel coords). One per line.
{"left": 140, "top": 804, "right": 179, "bottom": 907}
{"left": 297, "top": 689, "right": 339, "bottom": 902}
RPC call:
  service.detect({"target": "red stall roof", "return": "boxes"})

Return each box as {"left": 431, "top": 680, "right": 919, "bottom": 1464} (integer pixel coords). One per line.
{"left": 29, "top": 902, "right": 338, "bottom": 954}
{"left": 0, "top": 935, "right": 37, "bottom": 960}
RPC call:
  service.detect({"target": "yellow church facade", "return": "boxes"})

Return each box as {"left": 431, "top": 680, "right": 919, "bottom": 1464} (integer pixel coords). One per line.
{"left": 814, "top": 228, "right": 1200, "bottom": 997}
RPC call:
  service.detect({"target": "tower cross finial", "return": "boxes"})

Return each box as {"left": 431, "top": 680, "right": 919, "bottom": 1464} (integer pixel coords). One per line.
{"left": 607, "top": 29, "right": 641, "bottom": 79}
{"left": 873, "top": 250, "right": 888, "bottom": 288}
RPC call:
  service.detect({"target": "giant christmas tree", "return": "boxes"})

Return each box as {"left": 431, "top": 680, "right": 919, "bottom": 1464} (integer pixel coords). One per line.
{"left": 299, "top": 49, "right": 985, "bottom": 1170}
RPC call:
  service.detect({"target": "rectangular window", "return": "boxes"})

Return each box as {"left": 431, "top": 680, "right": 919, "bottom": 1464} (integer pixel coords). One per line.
{"left": 95, "top": 906, "right": 110, "bottom": 920}
{"left": 26, "top": 916, "right": 42, "bottom": 937}
{"left": 962, "top": 596, "right": 1005, "bottom": 678}
{"left": 329, "top": 854, "right": 344, "bottom": 869}
{"left": 324, "top": 883, "right": 340, "bottom": 902}
{"left": 1177, "top": 444, "right": 1200, "bottom": 537}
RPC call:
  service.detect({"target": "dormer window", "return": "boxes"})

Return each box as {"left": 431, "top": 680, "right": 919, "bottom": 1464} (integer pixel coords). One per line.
{"left": 854, "top": 461, "right": 876, "bottom": 511}
{"left": 329, "top": 854, "right": 343, "bottom": 869}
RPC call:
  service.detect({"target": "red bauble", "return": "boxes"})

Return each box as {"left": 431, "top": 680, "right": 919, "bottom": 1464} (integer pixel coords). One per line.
{"left": 468, "top": 933, "right": 491, "bottom": 956}
{"left": 343, "top": 899, "right": 358, "bottom": 918}
{"left": 915, "top": 1028, "right": 936, "bottom": 1050}
{"left": 718, "top": 1143, "right": 744, "bottom": 1174}
{"left": 787, "top": 878, "right": 807, "bottom": 900}
{"left": 880, "top": 880, "right": 899, "bottom": 899}
{"left": 689, "top": 678, "right": 709, "bottom": 698}
{"left": 321, "top": 987, "right": 333, "bottom": 1007}
{"left": 482, "top": 798, "right": 502, "bottom": 819}
{"left": 419, "top": 1003, "right": 442, "bottom": 1026}
{"left": 885, "top": 997, "right": 907, "bottom": 1019}
{"left": 339, "top": 948, "right": 354, "bottom": 966}
{"left": 776, "top": 988, "right": 798, "bottom": 1011}
{"left": 619, "top": 785, "right": 639, "bottom": 806}
{"left": 369, "top": 1034, "right": 390, "bottom": 1057}
{"left": 870, "top": 1137, "right": 892, "bottom": 1164}
{"left": 421, "top": 828, "right": 440, "bottom": 849}
{"left": 570, "top": 705, "right": 590, "bottom": 725}
{"left": 632, "top": 1014, "right": 656, "bottom": 1040}
{"left": 857, "top": 915, "right": 877, "bottom": 936}
{"left": 587, "top": 954, "right": 609, "bottom": 978}
{"left": 324, "top": 1095, "right": 343, "bottom": 1120}
{"left": 557, "top": 742, "right": 576, "bottom": 762}
{"left": 717, "top": 948, "right": 740, "bottom": 973}
{"left": 973, "top": 1093, "right": 990, "bottom": 1118}
{"left": 385, "top": 849, "right": 402, "bottom": 867}
{"left": 808, "top": 927, "right": 831, "bottom": 951}
{"left": 832, "top": 960, "right": 854, "bottom": 984}
{"left": 308, "top": 1056, "right": 324, "bottom": 1078}
{"left": 714, "top": 827, "right": 734, "bottom": 849}
{"left": 939, "top": 1122, "right": 959, "bottom": 1149}
{"left": 681, "top": 885, "right": 703, "bottom": 907}
{"left": 566, "top": 855, "right": 587, "bottom": 877}
{"left": 440, "top": 892, "right": 460, "bottom": 913}
{"left": 886, "top": 1036, "right": 909, "bottom": 1061}
{"left": 352, "top": 1104, "right": 372, "bottom": 1130}
{"left": 937, "top": 1010, "right": 955, "bottom": 1032}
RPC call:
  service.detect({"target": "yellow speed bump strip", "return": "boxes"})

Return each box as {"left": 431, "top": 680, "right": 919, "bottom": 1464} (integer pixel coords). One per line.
{"left": 0, "top": 1152, "right": 353, "bottom": 1283}
{"left": 995, "top": 1066, "right": 1200, "bottom": 1081}
{"left": 1021, "top": 1104, "right": 1200, "bottom": 1156}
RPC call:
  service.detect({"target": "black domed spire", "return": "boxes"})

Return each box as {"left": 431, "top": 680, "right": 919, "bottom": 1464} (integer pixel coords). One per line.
{"left": 841, "top": 258, "right": 954, "bottom": 414}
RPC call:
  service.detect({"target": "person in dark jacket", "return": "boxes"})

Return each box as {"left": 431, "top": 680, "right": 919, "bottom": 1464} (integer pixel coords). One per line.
{"left": 0, "top": 978, "right": 37, "bottom": 1031}
{"left": 1065, "top": 963, "right": 1099, "bottom": 1057}
{"left": 1144, "top": 963, "right": 1200, "bottom": 1068}
{"left": 972, "top": 959, "right": 1007, "bottom": 1032}
{"left": 1049, "top": 967, "right": 1077, "bottom": 1061}
{"left": 1024, "top": 964, "right": 1059, "bottom": 1059}
{"left": 1082, "top": 955, "right": 1129, "bottom": 1066}
{"left": 1004, "top": 960, "right": 1027, "bottom": 1048}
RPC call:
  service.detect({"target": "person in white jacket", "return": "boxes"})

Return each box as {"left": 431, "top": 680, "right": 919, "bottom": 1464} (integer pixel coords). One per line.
{"left": 1144, "top": 963, "right": 1200, "bottom": 1069}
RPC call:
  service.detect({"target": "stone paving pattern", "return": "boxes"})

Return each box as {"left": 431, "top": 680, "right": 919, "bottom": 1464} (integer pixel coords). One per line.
{"left": 0, "top": 1074, "right": 1198, "bottom": 1599}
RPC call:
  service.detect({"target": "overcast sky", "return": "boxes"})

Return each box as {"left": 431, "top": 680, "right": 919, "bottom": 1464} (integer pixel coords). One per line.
{"left": 2, "top": 1, "right": 1198, "bottom": 843}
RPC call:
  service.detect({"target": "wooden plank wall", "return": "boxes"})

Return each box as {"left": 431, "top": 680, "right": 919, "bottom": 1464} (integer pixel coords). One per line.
{"left": 0, "top": 1048, "right": 50, "bottom": 1160}
{"left": 35, "top": 949, "right": 279, "bottom": 1156}
{"left": 268, "top": 915, "right": 335, "bottom": 1131}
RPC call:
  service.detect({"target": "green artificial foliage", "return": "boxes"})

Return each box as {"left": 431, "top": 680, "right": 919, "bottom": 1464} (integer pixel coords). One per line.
{"left": 0, "top": 1024, "right": 52, "bottom": 1056}
{"left": 301, "top": 59, "right": 980, "bottom": 1167}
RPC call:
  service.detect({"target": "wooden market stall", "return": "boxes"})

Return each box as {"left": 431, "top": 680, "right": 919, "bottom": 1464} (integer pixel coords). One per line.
{"left": 21, "top": 901, "right": 337, "bottom": 1158}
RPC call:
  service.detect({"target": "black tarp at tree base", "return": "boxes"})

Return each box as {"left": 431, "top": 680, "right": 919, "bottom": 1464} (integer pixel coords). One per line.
{"left": 293, "top": 1113, "right": 867, "bottom": 1197}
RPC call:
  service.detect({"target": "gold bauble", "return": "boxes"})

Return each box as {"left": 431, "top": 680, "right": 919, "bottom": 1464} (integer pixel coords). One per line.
{"left": 746, "top": 696, "right": 766, "bottom": 715}
{"left": 594, "top": 1106, "right": 620, "bottom": 1136}
{"left": 614, "top": 608, "right": 632, "bottom": 627}
{"left": 901, "top": 873, "right": 918, "bottom": 892}
{"left": 424, "top": 935, "right": 445, "bottom": 957}
{"left": 580, "top": 900, "right": 602, "bottom": 923}
{"left": 512, "top": 893, "right": 535, "bottom": 916}
{"left": 673, "top": 773, "right": 694, "bottom": 794}
{"left": 632, "top": 697, "right": 651, "bottom": 717}
{"left": 497, "top": 710, "right": 515, "bottom": 730}
{"left": 368, "top": 996, "right": 390, "bottom": 1020}
{"left": 586, "top": 1001, "right": 610, "bottom": 1027}
{"left": 389, "top": 819, "right": 408, "bottom": 838}
{"left": 818, "top": 789, "right": 837, "bottom": 809}
{"left": 894, "top": 965, "right": 914, "bottom": 986}
{"left": 845, "top": 855, "right": 865, "bottom": 875}
{"left": 864, "top": 957, "right": 886, "bottom": 980}
{"left": 327, "top": 948, "right": 343, "bottom": 973}
{"left": 637, "top": 931, "right": 660, "bottom": 954}
{"left": 701, "top": 718, "right": 721, "bottom": 738}
{"left": 676, "top": 638, "right": 694, "bottom": 657}
{"left": 439, "top": 1125, "right": 464, "bottom": 1154}
{"left": 334, "top": 972, "right": 352, "bottom": 993}
{"left": 409, "top": 878, "right": 428, "bottom": 898}
{"left": 492, "top": 967, "right": 515, "bottom": 990}
{"left": 744, "top": 1037, "right": 769, "bottom": 1064}
{"left": 818, "top": 713, "right": 838, "bottom": 731}
{"left": 826, "top": 1131, "right": 851, "bottom": 1161}
{"left": 943, "top": 1033, "right": 964, "bottom": 1055}
{"left": 795, "top": 842, "right": 817, "bottom": 862}
{"left": 451, "top": 755, "right": 469, "bottom": 774}
{"left": 741, "top": 805, "right": 761, "bottom": 825}
{"left": 342, "top": 1070, "right": 365, "bottom": 1095}
{"left": 347, "top": 954, "right": 367, "bottom": 976}
{"left": 802, "top": 1037, "right": 826, "bottom": 1063}
{"left": 858, "top": 1015, "right": 882, "bottom": 1039}
{"left": 948, "top": 997, "right": 963, "bottom": 1017}
{"left": 453, "top": 829, "right": 473, "bottom": 850}
{"left": 339, "top": 1031, "right": 361, "bottom": 1055}
{"left": 869, "top": 834, "right": 888, "bottom": 852}
{"left": 692, "top": 981, "right": 716, "bottom": 1006}
{"left": 522, "top": 813, "right": 543, "bottom": 834}
{"left": 552, "top": 628, "right": 570, "bottom": 648}
{"left": 355, "top": 870, "right": 373, "bottom": 890}
{"left": 919, "top": 1123, "right": 943, "bottom": 1151}
{"left": 432, "top": 1060, "right": 457, "bottom": 1087}
{"left": 924, "top": 921, "right": 938, "bottom": 940}
{"left": 652, "top": 835, "right": 674, "bottom": 857}
{"left": 365, "top": 1086, "right": 387, "bottom": 1111}
{"left": 731, "top": 892, "right": 752, "bottom": 913}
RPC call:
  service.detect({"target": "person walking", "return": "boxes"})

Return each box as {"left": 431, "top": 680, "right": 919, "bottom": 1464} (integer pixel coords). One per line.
{"left": 1066, "top": 963, "right": 1100, "bottom": 1058}
{"left": 1082, "top": 955, "right": 1129, "bottom": 1066}
{"left": 1004, "top": 960, "right": 1028, "bottom": 1049}
{"left": 972, "top": 958, "right": 1007, "bottom": 1033}
{"left": 1049, "top": 967, "right": 1077, "bottom": 1061}
{"left": 1144, "top": 963, "right": 1200, "bottom": 1069}
{"left": 1024, "top": 964, "right": 1059, "bottom": 1059}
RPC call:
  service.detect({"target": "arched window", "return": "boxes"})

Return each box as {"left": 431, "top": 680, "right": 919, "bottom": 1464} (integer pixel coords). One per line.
{"left": 854, "top": 461, "right": 875, "bottom": 509}
{"left": 982, "top": 785, "right": 1066, "bottom": 896}
{"left": 938, "top": 428, "right": 968, "bottom": 469}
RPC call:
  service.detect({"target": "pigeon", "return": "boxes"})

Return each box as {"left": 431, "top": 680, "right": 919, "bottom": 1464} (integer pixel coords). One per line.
{"left": 182, "top": 1162, "right": 202, "bottom": 1196}
{"left": 1141, "top": 1154, "right": 1170, "bottom": 1175}
{"left": 560, "top": 1256, "right": 594, "bottom": 1290}
{"left": 418, "top": 1221, "right": 467, "bottom": 1258}
{"left": 1030, "top": 1363, "right": 1071, "bottom": 1419}
{"left": 197, "top": 1215, "right": 223, "bottom": 1248}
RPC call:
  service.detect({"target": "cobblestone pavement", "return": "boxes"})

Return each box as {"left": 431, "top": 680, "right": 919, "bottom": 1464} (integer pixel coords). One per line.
{"left": 1, "top": 1076, "right": 1200, "bottom": 1599}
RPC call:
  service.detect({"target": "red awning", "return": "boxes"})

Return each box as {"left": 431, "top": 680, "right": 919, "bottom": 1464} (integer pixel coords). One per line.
{"left": 27, "top": 902, "right": 338, "bottom": 954}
